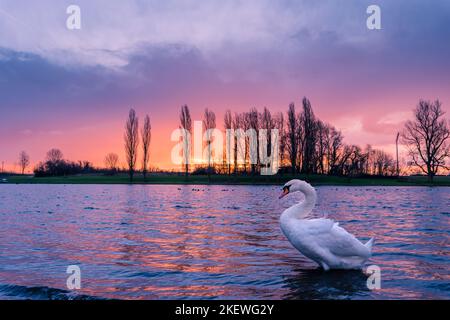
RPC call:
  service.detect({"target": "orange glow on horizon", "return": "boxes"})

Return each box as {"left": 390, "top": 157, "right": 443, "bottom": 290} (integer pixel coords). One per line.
{"left": 1, "top": 95, "right": 449, "bottom": 174}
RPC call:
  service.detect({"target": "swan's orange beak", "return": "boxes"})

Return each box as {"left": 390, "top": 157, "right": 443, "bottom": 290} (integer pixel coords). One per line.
{"left": 279, "top": 187, "right": 289, "bottom": 199}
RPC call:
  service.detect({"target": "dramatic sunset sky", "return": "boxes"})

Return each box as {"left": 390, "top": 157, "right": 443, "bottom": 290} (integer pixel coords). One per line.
{"left": 1, "top": 0, "right": 449, "bottom": 171}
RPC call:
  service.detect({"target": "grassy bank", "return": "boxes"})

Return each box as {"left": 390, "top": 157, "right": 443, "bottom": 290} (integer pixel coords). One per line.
{"left": 2, "top": 173, "right": 450, "bottom": 186}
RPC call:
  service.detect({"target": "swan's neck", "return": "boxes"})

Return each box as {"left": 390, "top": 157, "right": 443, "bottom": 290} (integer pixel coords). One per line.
{"left": 283, "top": 186, "right": 317, "bottom": 220}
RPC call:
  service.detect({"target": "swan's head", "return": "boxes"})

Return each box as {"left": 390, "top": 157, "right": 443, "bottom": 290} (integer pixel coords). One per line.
{"left": 279, "top": 179, "right": 313, "bottom": 199}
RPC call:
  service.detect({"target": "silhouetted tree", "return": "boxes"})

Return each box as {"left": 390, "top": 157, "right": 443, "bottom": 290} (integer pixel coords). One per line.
{"left": 300, "top": 97, "right": 317, "bottom": 174}
{"left": 19, "top": 151, "right": 30, "bottom": 174}
{"left": 337, "top": 144, "right": 354, "bottom": 176}
{"left": 345, "top": 145, "right": 365, "bottom": 177}
{"left": 232, "top": 112, "right": 241, "bottom": 174}
{"left": 34, "top": 149, "right": 94, "bottom": 177}
{"left": 364, "top": 144, "right": 373, "bottom": 175}
{"left": 327, "top": 127, "right": 344, "bottom": 175}
{"left": 316, "top": 120, "right": 328, "bottom": 174}
{"left": 401, "top": 100, "right": 450, "bottom": 182}
{"left": 274, "top": 112, "right": 286, "bottom": 170}
{"left": 141, "top": 115, "right": 152, "bottom": 179}
{"left": 179, "top": 105, "right": 192, "bottom": 176}
{"left": 46, "top": 148, "right": 63, "bottom": 163}
{"left": 249, "top": 108, "right": 260, "bottom": 175}
{"left": 242, "top": 112, "right": 251, "bottom": 173}
{"left": 224, "top": 110, "right": 232, "bottom": 175}
{"left": 287, "top": 103, "right": 298, "bottom": 174}
{"left": 259, "top": 107, "right": 274, "bottom": 172}
{"left": 124, "top": 108, "right": 139, "bottom": 182}
{"left": 104, "top": 153, "right": 119, "bottom": 173}
{"left": 203, "top": 108, "right": 216, "bottom": 181}
{"left": 372, "top": 149, "right": 395, "bottom": 176}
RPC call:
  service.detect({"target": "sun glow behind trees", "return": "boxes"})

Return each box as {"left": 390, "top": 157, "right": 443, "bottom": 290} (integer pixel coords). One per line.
{"left": 169, "top": 98, "right": 423, "bottom": 177}
{"left": 8, "top": 99, "right": 449, "bottom": 179}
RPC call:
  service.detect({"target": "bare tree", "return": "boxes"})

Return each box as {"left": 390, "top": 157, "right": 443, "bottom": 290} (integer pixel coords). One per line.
{"left": 274, "top": 112, "right": 286, "bottom": 170}
{"left": 327, "top": 127, "right": 344, "bottom": 175}
{"left": 203, "top": 108, "right": 216, "bottom": 180}
{"left": 248, "top": 108, "right": 259, "bottom": 175}
{"left": 46, "top": 148, "right": 63, "bottom": 163}
{"left": 316, "top": 120, "right": 329, "bottom": 174}
{"left": 364, "top": 144, "right": 373, "bottom": 175}
{"left": 344, "top": 145, "right": 364, "bottom": 177}
{"left": 300, "top": 97, "right": 317, "bottom": 174}
{"left": 287, "top": 103, "right": 298, "bottom": 174}
{"left": 373, "top": 149, "right": 395, "bottom": 176}
{"left": 124, "top": 108, "right": 139, "bottom": 182}
{"left": 180, "top": 105, "right": 192, "bottom": 176}
{"left": 259, "top": 107, "right": 274, "bottom": 172}
{"left": 224, "top": 110, "right": 233, "bottom": 175}
{"left": 141, "top": 115, "right": 151, "bottom": 180}
{"left": 337, "top": 144, "right": 355, "bottom": 176}
{"left": 19, "top": 151, "right": 30, "bottom": 174}
{"left": 401, "top": 100, "right": 450, "bottom": 182}
{"left": 242, "top": 112, "right": 251, "bottom": 173}
{"left": 104, "top": 153, "right": 119, "bottom": 173}
{"left": 232, "top": 112, "right": 241, "bottom": 174}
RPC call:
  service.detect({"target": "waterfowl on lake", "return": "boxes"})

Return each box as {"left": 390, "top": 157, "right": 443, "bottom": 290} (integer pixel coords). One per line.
{"left": 279, "top": 179, "right": 374, "bottom": 270}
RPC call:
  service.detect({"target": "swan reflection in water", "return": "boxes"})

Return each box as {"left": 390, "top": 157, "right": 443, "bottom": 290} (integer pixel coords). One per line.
{"left": 282, "top": 268, "right": 371, "bottom": 299}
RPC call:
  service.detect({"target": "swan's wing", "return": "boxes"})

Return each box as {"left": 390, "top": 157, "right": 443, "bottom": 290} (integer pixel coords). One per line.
{"left": 304, "top": 218, "right": 370, "bottom": 258}
{"left": 328, "top": 224, "right": 371, "bottom": 257}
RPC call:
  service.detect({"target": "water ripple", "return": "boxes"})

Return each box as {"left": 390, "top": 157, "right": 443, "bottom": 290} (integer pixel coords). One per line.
{"left": 0, "top": 184, "right": 448, "bottom": 299}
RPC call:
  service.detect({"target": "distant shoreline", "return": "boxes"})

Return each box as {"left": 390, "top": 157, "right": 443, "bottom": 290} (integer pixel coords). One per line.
{"left": 1, "top": 174, "right": 449, "bottom": 186}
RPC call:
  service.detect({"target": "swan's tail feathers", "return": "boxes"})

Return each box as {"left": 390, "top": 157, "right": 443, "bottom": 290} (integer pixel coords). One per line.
{"left": 365, "top": 237, "right": 375, "bottom": 254}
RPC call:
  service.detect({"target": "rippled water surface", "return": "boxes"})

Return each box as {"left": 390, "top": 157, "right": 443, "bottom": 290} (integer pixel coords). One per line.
{"left": 0, "top": 184, "right": 449, "bottom": 299}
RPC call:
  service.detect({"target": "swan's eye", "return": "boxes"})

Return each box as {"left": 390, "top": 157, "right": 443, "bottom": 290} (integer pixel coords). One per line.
{"left": 283, "top": 186, "right": 290, "bottom": 192}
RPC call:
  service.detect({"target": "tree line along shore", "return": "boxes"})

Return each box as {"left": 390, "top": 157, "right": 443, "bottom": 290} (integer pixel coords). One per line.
{"left": 2, "top": 173, "right": 450, "bottom": 186}
{"left": 4, "top": 97, "right": 449, "bottom": 183}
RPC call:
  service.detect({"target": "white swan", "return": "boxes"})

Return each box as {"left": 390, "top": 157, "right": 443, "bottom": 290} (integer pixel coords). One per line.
{"left": 279, "top": 179, "right": 374, "bottom": 271}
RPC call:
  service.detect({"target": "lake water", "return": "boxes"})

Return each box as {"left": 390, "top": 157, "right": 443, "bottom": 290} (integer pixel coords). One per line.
{"left": 0, "top": 184, "right": 448, "bottom": 300}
